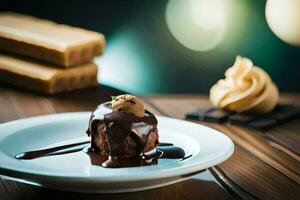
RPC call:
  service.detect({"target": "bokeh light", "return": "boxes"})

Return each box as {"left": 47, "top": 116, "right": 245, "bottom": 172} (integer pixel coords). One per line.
{"left": 166, "top": 0, "right": 227, "bottom": 51}
{"left": 95, "top": 29, "right": 159, "bottom": 94}
{"left": 265, "top": 0, "right": 300, "bottom": 47}
{"left": 190, "top": 0, "right": 226, "bottom": 30}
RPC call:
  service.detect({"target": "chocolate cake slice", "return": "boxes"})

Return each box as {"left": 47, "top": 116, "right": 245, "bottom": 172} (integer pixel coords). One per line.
{"left": 86, "top": 95, "right": 159, "bottom": 168}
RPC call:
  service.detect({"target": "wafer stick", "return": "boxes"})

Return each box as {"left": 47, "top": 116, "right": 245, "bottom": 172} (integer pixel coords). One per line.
{"left": 0, "top": 12, "right": 105, "bottom": 67}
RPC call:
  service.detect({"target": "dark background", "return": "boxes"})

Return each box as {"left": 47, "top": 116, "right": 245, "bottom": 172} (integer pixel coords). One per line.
{"left": 1, "top": 0, "right": 300, "bottom": 94}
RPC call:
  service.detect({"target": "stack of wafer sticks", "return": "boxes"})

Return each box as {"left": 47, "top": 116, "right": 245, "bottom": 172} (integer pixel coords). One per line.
{"left": 0, "top": 12, "right": 105, "bottom": 94}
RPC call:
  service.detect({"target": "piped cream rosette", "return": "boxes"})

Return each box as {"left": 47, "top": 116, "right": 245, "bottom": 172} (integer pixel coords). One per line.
{"left": 210, "top": 56, "right": 279, "bottom": 114}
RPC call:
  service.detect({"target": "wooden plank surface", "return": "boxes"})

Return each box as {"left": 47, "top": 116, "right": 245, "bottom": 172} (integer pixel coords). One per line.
{"left": 145, "top": 93, "right": 300, "bottom": 200}
{"left": 0, "top": 86, "right": 299, "bottom": 199}
{"left": 0, "top": 86, "right": 234, "bottom": 200}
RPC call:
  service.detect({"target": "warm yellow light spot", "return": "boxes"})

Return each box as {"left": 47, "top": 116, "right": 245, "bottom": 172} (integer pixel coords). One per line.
{"left": 166, "top": 0, "right": 227, "bottom": 51}
{"left": 266, "top": 0, "right": 300, "bottom": 46}
{"left": 190, "top": 0, "right": 226, "bottom": 30}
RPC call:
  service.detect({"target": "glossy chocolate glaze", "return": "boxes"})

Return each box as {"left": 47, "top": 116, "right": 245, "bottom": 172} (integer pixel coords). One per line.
{"left": 85, "top": 147, "right": 160, "bottom": 168}
{"left": 15, "top": 141, "right": 89, "bottom": 159}
{"left": 15, "top": 102, "right": 187, "bottom": 168}
{"left": 86, "top": 102, "right": 159, "bottom": 167}
{"left": 15, "top": 142, "right": 186, "bottom": 168}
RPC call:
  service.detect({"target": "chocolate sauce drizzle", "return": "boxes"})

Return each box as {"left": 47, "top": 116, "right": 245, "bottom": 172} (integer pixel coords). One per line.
{"left": 15, "top": 141, "right": 89, "bottom": 160}
{"left": 15, "top": 102, "right": 187, "bottom": 168}
{"left": 15, "top": 142, "right": 186, "bottom": 167}
{"left": 87, "top": 103, "right": 157, "bottom": 154}
{"left": 86, "top": 102, "right": 160, "bottom": 167}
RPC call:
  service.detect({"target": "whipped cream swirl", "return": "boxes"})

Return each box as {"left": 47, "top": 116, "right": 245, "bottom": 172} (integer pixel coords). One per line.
{"left": 209, "top": 56, "right": 279, "bottom": 114}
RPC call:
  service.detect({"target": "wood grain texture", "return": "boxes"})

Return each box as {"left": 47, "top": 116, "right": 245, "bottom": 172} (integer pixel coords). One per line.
{"left": 145, "top": 93, "right": 300, "bottom": 200}
{"left": 265, "top": 120, "right": 300, "bottom": 156}
{"left": 0, "top": 172, "right": 233, "bottom": 200}
{"left": 0, "top": 86, "right": 233, "bottom": 200}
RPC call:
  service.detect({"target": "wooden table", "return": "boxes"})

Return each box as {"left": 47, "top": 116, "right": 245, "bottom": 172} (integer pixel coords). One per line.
{"left": 0, "top": 85, "right": 299, "bottom": 200}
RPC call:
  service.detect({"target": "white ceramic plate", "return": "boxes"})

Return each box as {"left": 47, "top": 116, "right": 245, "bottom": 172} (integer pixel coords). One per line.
{"left": 0, "top": 112, "right": 234, "bottom": 193}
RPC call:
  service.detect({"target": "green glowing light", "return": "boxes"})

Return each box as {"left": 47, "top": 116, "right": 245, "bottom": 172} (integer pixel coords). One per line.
{"left": 166, "top": 0, "right": 227, "bottom": 51}
{"left": 95, "top": 29, "right": 158, "bottom": 95}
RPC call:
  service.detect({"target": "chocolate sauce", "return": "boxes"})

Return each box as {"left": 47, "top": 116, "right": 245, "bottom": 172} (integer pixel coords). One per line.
{"left": 15, "top": 102, "right": 187, "bottom": 168}
{"left": 15, "top": 142, "right": 187, "bottom": 168}
{"left": 87, "top": 103, "right": 157, "bottom": 154}
{"left": 86, "top": 102, "right": 159, "bottom": 167}
{"left": 15, "top": 141, "right": 89, "bottom": 160}
{"left": 86, "top": 148, "right": 159, "bottom": 168}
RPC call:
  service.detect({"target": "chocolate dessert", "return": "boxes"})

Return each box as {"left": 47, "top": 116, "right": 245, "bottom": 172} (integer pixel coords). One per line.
{"left": 86, "top": 94, "right": 160, "bottom": 168}
{"left": 15, "top": 94, "right": 186, "bottom": 167}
